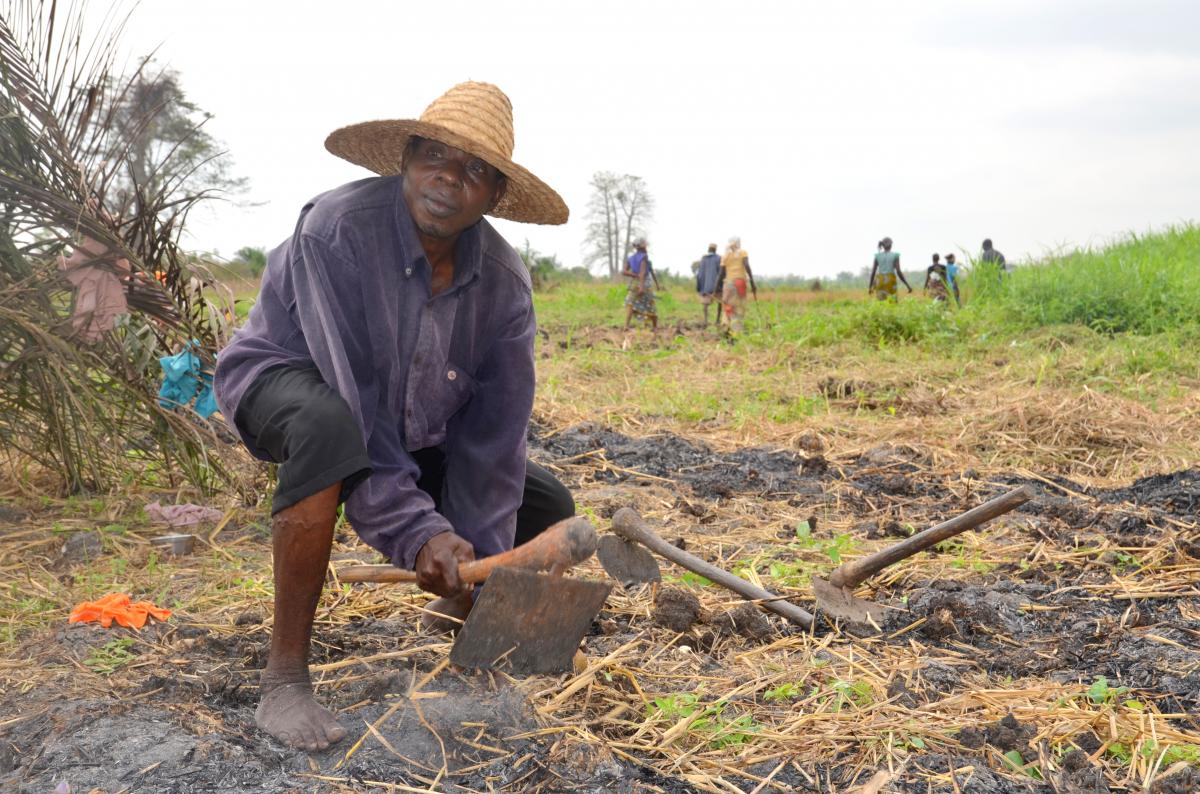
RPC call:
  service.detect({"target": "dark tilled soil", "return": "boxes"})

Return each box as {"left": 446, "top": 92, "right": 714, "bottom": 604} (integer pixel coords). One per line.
{"left": 531, "top": 422, "right": 825, "bottom": 498}
{"left": 4, "top": 432, "right": 1198, "bottom": 793}
{"left": 1, "top": 663, "right": 691, "bottom": 794}
{"left": 887, "top": 577, "right": 1200, "bottom": 715}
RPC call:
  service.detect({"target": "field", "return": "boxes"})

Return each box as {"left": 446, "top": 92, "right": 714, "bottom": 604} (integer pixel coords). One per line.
{"left": 2, "top": 228, "right": 1199, "bottom": 793}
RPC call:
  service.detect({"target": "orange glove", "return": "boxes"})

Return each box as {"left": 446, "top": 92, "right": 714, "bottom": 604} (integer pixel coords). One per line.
{"left": 70, "top": 592, "right": 171, "bottom": 629}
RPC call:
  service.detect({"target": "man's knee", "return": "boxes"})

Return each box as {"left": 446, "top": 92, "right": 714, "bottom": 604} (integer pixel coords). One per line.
{"left": 287, "top": 395, "right": 363, "bottom": 459}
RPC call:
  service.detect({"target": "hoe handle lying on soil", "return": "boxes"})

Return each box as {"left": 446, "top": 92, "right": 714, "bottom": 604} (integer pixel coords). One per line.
{"left": 337, "top": 516, "right": 598, "bottom": 584}
{"left": 611, "top": 508, "right": 815, "bottom": 629}
{"left": 827, "top": 485, "right": 1034, "bottom": 589}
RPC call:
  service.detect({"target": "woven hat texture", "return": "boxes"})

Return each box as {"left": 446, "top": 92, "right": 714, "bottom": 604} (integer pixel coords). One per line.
{"left": 325, "top": 81, "right": 568, "bottom": 225}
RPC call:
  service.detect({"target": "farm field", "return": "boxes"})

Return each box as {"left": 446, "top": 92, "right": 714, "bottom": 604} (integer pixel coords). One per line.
{"left": 2, "top": 230, "right": 1200, "bottom": 792}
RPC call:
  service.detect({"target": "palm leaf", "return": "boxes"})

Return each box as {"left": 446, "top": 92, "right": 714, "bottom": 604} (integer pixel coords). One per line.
{"left": 0, "top": 1, "right": 250, "bottom": 496}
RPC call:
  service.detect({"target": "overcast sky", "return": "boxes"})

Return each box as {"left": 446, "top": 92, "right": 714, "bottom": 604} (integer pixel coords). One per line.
{"left": 112, "top": 0, "right": 1200, "bottom": 278}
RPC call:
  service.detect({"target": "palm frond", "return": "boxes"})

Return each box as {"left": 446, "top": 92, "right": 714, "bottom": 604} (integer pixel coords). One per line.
{"left": 0, "top": 1, "right": 248, "bottom": 495}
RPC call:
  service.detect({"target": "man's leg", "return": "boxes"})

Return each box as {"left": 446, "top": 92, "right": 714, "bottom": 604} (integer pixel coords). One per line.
{"left": 255, "top": 482, "right": 347, "bottom": 751}
{"left": 625, "top": 303, "right": 633, "bottom": 329}
{"left": 234, "top": 365, "right": 372, "bottom": 751}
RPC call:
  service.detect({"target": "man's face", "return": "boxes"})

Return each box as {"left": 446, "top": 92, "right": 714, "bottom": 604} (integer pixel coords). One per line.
{"left": 402, "top": 138, "right": 507, "bottom": 239}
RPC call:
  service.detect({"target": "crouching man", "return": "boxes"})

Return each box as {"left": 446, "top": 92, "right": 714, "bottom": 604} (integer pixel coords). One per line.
{"left": 214, "top": 82, "right": 572, "bottom": 751}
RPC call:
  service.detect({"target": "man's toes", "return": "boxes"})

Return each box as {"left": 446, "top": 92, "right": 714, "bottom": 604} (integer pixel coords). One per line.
{"left": 324, "top": 722, "right": 347, "bottom": 743}
{"left": 297, "top": 729, "right": 321, "bottom": 753}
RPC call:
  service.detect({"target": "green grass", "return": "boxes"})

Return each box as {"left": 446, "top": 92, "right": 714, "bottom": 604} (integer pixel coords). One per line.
{"left": 979, "top": 224, "right": 1200, "bottom": 334}
{"left": 533, "top": 226, "right": 1200, "bottom": 416}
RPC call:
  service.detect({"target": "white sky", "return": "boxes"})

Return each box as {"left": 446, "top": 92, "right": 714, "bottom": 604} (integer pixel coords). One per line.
{"left": 114, "top": 0, "right": 1200, "bottom": 278}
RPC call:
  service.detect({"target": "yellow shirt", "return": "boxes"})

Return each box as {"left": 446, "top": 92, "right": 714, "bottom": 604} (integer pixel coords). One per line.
{"left": 722, "top": 249, "right": 749, "bottom": 281}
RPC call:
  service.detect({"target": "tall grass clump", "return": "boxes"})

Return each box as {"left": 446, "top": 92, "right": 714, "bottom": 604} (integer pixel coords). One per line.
{"left": 983, "top": 225, "right": 1200, "bottom": 334}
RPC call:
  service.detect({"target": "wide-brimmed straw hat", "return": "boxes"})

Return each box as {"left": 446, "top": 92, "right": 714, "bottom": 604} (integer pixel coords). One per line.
{"left": 324, "top": 81, "right": 568, "bottom": 225}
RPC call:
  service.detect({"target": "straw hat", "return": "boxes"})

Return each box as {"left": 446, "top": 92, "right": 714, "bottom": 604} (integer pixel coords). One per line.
{"left": 324, "top": 82, "right": 568, "bottom": 225}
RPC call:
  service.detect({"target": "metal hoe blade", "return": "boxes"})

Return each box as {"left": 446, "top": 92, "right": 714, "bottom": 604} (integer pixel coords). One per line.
{"left": 597, "top": 534, "right": 661, "bottom": 586}
{"left": 450, "top": 567, "right": 612, "bottom": 675}
{"left": 811, "top": 575, "right": 887, "bottom": 626}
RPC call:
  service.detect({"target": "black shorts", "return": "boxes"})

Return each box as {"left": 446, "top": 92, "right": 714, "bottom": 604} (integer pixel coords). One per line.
{"left": 234, "top": 364, "right": 573, "bottom": 544}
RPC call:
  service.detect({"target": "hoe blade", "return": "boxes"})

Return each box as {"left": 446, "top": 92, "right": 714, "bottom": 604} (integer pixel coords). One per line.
{"left": 596, "top": 534, "right": 661, "bottom": 586}
{"left": 450, "top": 567, "right": 611, "bottom": 675}
{"left": 812, "top": 575, "right": 887, "bottom": 627}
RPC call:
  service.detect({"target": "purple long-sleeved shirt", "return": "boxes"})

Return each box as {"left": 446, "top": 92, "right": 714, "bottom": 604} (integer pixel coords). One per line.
{"left": 213, "top": 175, "right": 535, "bottom": 569}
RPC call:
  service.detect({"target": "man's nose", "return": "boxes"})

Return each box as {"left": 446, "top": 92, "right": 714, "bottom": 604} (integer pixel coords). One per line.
{"left": 435, "top": 159, "right": 466, "bottom": 188}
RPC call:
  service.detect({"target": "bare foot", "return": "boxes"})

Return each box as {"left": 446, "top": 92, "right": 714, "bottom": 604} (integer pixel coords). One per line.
{"left": 420, "top": 591, "right": 473, "bottom": 633}
{"left": 255, "top": 681, "right": 346, "bottom": 751}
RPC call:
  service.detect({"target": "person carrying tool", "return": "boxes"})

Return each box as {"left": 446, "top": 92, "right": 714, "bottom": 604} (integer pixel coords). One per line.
{"left": 695, "top": 242, "right": 722, "bottom": 326}
{"left": 622, "top": 236, "right": 659, "bottom": 329}
{"left": 867, "top": 237, "right": 912, "bottom": 301}
{"left": 719, "top": 236, "right": 756, "bottom": 333}
{"left": 213, "top": 82, "right": 573, "bottom": 751}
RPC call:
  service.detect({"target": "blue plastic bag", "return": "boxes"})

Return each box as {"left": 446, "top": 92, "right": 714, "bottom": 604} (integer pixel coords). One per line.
{"left": 157, "top": 342, "right": 217, "bottom": 419}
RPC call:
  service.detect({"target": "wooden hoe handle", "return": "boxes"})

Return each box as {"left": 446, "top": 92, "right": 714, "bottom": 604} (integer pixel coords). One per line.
{"left": 611, "top": 508, "right": 815, "bottom": 629}
{"left": 827, "top": 485, "right": 1034, "bottom": 589}
{"left": 337, "top": 515, "right": 599, "bottom": 584}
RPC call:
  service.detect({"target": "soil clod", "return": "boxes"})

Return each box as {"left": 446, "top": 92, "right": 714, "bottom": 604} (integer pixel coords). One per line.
{"left": 59, "top": 530, "right": 103, "bottom": 563}
{"left": 652, "top": 587, "right": 702, "bottom": 632}
{"left": 707, "top": 603, "right": 773, "bottom": 642}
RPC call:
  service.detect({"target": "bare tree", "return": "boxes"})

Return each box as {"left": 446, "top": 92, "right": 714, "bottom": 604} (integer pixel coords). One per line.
{"left": 99, "top": 64, "right": 248, "bottom": 219}
{"left": 583, "top": 171, "right": 620, "bottom": 277}
{"left": 582, "top": 172, "right": 654, "bottom": 278}
{"left": 615, "top": 174, "right": 654, "bottom": 269}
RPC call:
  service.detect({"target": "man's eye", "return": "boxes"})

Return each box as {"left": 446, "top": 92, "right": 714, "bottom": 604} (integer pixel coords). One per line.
{"left": 468, "top": 160, "right": 488, "bottom": 175}
{"left": 425, "top": 145, "right": 445, "bottom": 159}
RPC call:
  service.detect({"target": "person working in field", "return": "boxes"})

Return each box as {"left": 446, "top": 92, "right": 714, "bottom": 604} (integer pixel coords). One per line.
{"left": 718, "top": 236, "right": 756, "bottom": 333}
{"left": 695, "top": 242, "right": 722, "bottom": 326}
{"left": 213, "top": 82, "right": 574, "bottom": 752}
{"left": 868, "top": 237, "right": 912, "bottom": 301}
{"left": 924, "top": 253, "right": 951, "bottom": 303}
{"left": 623, "top": 236, "right": 659, "bottom": 329}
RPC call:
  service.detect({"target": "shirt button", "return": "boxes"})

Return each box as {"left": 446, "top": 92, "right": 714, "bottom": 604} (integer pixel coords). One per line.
{"left": 447, "top": 370, "right": 457, "bottom": 381}
{"left": 405, "top": 267, "right": 412, "bottom": 277}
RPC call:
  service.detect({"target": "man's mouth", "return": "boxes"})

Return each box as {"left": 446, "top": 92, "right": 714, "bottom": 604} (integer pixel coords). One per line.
{"left": 423, "top": 194, "right": 459, "bottom": 218}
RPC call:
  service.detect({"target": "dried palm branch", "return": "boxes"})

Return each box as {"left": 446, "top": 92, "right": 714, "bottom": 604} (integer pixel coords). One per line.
{"left": 0, "top": 1, "right": 246, "bottom": 495}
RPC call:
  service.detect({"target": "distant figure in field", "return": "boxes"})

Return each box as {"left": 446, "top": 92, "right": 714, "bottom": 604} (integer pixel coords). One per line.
{"left": 695, "top": 243, "right": 722, "bottom": 326}
{"left": 980, "top": 238, "right": 1007, "bottom": 275}
{"left": 719, "top": 236, "right": 756, "bottom": 333}
{"left": 944, "top": 252, "right": 962, "bottom": 306}
{"left": 868, "top": 237, "right": 912, "bottom": 301}
{"left": 924, "top": 253, "right": 951, "bottom": 304}
{"left": 622, "top": 236, "right": 659, "bottom": 329}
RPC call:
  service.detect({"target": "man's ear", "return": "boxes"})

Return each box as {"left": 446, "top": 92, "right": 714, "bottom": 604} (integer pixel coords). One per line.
{"left": 488, "top": 177, "right": 508, "bottom": 213}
